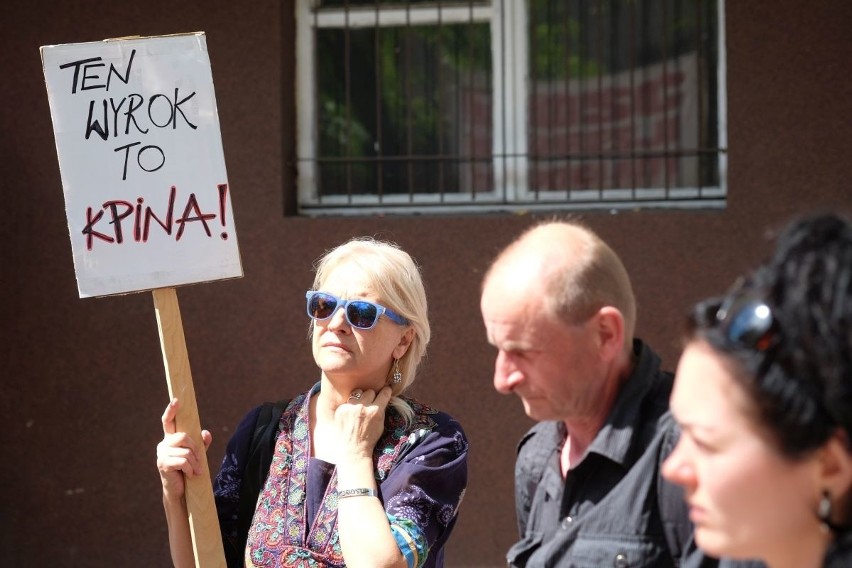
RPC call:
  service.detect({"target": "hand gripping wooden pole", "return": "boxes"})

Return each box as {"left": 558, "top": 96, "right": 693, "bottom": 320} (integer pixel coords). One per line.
{"left": 153, "top": 287, "right": 227, "bottom": 568}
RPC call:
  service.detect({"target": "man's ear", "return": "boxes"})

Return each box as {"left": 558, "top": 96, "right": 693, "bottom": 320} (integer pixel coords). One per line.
{"left": 392, "top": 327, "right": 416, "bottom": 360}
{"left": 595, "top": 306, "right": 625, "bottom": 361}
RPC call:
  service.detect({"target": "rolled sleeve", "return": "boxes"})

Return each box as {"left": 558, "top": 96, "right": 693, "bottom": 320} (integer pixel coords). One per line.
{"left": 381, "top": 414, "right": 469, "bottom": 568}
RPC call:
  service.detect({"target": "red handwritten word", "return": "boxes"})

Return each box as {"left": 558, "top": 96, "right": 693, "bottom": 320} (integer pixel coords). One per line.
{"left": 82, "top": 184, "right": 230, "bottom": 251}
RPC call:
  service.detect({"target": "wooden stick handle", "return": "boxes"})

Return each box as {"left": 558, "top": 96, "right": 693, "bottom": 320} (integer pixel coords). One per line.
{"left": 153, "top": 287, "right": 226, "bottom": 568}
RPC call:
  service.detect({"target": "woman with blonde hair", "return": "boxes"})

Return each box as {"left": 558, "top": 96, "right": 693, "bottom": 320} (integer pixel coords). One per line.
{"left": 157, "top": 237, "right": 468, "bottom": 568}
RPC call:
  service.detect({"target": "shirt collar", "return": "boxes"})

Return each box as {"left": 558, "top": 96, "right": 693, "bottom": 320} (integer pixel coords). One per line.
{"left": 584, "top": 339, "right": 663, "bottom": 466}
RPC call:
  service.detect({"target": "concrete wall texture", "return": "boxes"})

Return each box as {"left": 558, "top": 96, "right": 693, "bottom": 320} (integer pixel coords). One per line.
{"left": 2, "top": 1, "right": 850, "bottom": 566}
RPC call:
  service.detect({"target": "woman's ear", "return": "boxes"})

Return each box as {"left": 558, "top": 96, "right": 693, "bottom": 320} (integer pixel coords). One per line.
{"left": 818, "top": 429, "right": 852, "bottom": 505}
{"left": 392, "top": 327, "right": 415, "bottom": 360}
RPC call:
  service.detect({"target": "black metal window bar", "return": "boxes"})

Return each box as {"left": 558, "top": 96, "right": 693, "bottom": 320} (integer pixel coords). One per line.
{"left": 296, "top": 0, "right": 726, "bottom": 215}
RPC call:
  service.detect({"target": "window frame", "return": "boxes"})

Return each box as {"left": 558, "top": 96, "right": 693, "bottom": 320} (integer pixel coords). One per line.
{"left": 294, "top": 0, "right": 728, "bottom": 216}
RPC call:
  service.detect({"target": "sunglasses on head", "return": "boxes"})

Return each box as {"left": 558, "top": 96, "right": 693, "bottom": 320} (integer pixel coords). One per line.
{"left": 305, "top": 291, "right": 409, "bottom": 330}
{"left": 698, "top": 292, "right": 777, "bottom": 352}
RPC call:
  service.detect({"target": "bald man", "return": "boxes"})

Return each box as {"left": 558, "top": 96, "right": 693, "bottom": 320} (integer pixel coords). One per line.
{"left": 481, "top": 220, "right": 691, "bottom": 567}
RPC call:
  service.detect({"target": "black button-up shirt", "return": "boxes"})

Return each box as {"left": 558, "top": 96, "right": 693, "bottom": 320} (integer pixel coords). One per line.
{"left": 507, "top": 340, "right": 689, "bottom": 567}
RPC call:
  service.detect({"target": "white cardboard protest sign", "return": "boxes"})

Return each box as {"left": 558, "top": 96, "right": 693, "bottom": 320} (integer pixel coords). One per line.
{"left": 41, "top": 33, "right": 234, "bottom": 568}
{"left": 41, "top": 33, "right": 242, "bottom": 298}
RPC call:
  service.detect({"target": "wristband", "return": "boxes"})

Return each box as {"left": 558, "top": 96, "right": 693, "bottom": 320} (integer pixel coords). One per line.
{"left": 338, "top": 488, "right": 377, "bottom": 499}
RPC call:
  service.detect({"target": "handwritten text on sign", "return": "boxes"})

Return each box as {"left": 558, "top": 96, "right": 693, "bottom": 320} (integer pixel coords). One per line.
{"left": 41, "top": 33, "right": 242, "bottom": 298}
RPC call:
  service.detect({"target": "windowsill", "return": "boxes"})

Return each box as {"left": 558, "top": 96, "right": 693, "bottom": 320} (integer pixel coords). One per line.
{"left": 297, "top": 190, "right": 727, "bottom": 217}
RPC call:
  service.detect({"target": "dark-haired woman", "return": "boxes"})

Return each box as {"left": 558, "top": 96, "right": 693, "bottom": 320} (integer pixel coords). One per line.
{"left": 663, "top": 213, "right": 852, "bottom": 568}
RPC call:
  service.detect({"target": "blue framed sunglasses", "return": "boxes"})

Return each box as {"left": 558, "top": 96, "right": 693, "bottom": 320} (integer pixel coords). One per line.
{"left": 696, "top": 293, "right": 777, "bottom": 352}
{"left": 305, "top": 291, "right": 409, "bottom": 330}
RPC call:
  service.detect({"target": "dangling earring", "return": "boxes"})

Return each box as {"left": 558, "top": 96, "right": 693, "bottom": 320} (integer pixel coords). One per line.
{"left": 392, "top": 359, "right": 402, "bottom": 384}
{"left": 818, "top": 490, "right": 833, "bottom": 533}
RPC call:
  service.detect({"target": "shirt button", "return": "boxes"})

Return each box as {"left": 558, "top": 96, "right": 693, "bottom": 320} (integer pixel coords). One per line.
{"left": 613, "top": 553, "right": 628, "bottom": 567}
{"left": 560, "top": 516, "right": 573, "bottom": 529}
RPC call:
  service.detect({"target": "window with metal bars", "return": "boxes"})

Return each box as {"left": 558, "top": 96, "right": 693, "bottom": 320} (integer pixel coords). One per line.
{"left": 295, "top": 0, "right": 727, "bottom": 215}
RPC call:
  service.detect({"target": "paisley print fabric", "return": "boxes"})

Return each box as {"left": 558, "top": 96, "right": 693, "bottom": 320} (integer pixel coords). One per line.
{"left": 213, "top": 382, "right": 467, "bottom": 568}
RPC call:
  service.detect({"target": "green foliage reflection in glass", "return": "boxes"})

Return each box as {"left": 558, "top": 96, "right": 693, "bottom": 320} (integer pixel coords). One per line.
{"left": 528, "top": 0, "right": 716, "bottom": 80}
{"left": 317, "top": 22, "right": 490, "bottom": 196}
